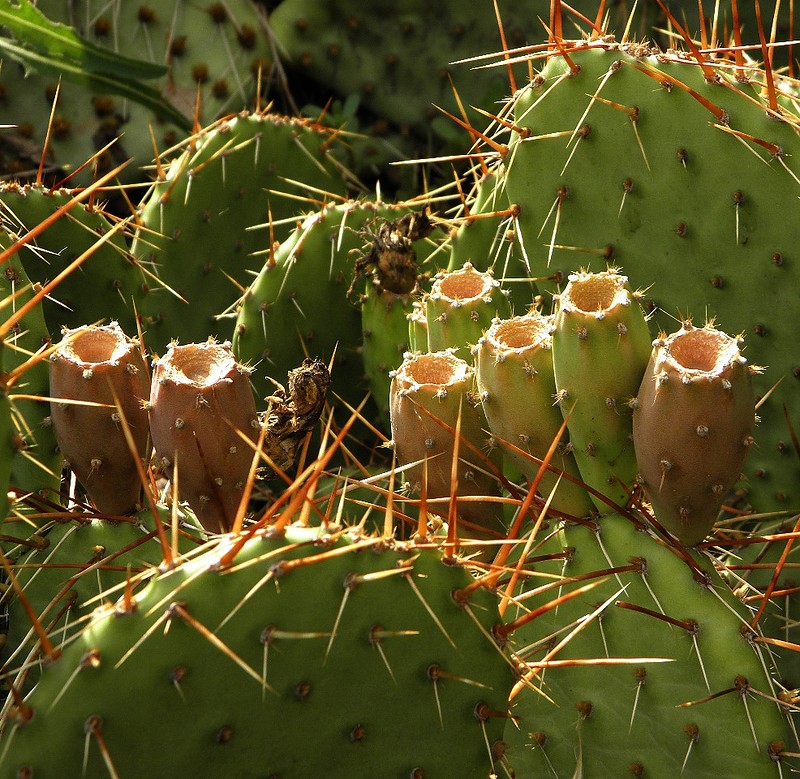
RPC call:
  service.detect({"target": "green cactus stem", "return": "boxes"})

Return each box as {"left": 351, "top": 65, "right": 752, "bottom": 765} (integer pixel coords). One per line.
{"left": 148, "top": 339, "right": 259, "bottom": 534}
{"left": 552, "top": 268, "right": 652, "bottom": 513}
{"left": 48, "top": 322, "right": 151, "bottom": 516}
{"left": 474, "top": 311, "right": 594, "bottom": 518}
{"left": 389, "top": 349, "right": 502, "bottom": 541}
{"left": 633, "top": 322, "right": 757, "bottom": 546}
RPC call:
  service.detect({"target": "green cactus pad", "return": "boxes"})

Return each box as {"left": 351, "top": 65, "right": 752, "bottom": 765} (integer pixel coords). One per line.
{"left": 503, "top": 512, "right": 794, "bottom": 777}
{"left": 1, "top": 526, "right": 512, "bottom": 777}
{"left": 131, "top": 110, "right": 350, "bottom": 349}
{"left": 233, "top": 199, "right": 434, "bottom": 409}
{"left": 504, "top": 38, "right": 800, "bottom": 513}
{"left": 0, "top": 182, "right": 144, "bottom": 334}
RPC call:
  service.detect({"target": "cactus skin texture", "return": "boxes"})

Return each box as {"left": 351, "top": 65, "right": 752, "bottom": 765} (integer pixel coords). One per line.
{"left": 552, "top": 269, "right": 652, "bottom": 513}
{"left": 234, "top": 199, "right": 431, "bottom": 411}
{"left": 0, "top": 255, "right": 60, "bottom": 497}
{"left": 148, "top": 339, "right": 259, "bottom": 534}
{"left": 503, "top": 512, "right": 792, "bottom": 778}
{"left": 633, "top": 322, "right": 757, "bottom": 546}
{"left": 0, "top": 183, "right": 144, "bottom": 334}
{"left": 389, "top": 350, "right": 503, "bottom": 540}
{"left": 0, "top": 505, "right": 204, "bottom": 688}
{"left": 1, "top": 0, "right": 275, "bottom": 183}
{"left": 425, "top": 262, "right": 511, "bottom": 358}
{"left": 503, "top": 38, "right": 800, "bottom": 512}
{"left": 474, "top": 311, "right": 594, "bottom": 518}
{"left": 0, "top": 526, "right": 511, "bottom": 778}
{"left": 48, "top": 322, "right": 151, "bottom": 516}
{"left": 131, "top": 111, "right": 349, "bottom": 349}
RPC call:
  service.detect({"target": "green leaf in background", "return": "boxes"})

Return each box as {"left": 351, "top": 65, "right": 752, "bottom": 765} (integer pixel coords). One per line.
{"left": 0, "top": 0, "right": 192, "bottom": 132}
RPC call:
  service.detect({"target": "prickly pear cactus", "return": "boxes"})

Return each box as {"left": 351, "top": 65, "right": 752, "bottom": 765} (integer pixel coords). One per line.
{"left": 0, "top": 526, "right": 512, "bottom": 778}
{"left": 0, "top": 505, "right": 204, "bottom": 686}
{"left": 233, "top": 199, "right": 436, "bottom": 409}
{"left": 503, "top": 37, "right": 800, "bottom": 512}
{"left": 503, "top": 512, "right": 794, "bottom": 777}
{"left": 0, "top": 0, "right": 276, "bottom": 182}
{"left": 0, "top": 253, "right": 60, "bottom": 496}
{"left": 131, "top": 110, "right": 350, "bottom": 349}
{"left": 0, "top": 182, "right": 143, "bottom": 334}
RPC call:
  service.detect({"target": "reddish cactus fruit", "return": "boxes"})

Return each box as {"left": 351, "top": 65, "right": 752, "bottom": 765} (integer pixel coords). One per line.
{"left": 48, "top": 322, "right": 151, "bottom": 515}
{"left": 389, "top": 350, "right": 503, "bottom": 539}
{"left": 148, "top": 339, "right": 259, "bottom": 534}
{"left": 633, "top": 323, "right": 757, "bottom": 545}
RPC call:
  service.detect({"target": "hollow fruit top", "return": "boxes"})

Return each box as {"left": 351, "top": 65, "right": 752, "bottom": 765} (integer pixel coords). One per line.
{"left": 433, "top": 265, "right": 492, "bottom": 302}
{"left": 664, "top": 326, "right": 741, "bottom": 376}
{"left": 562, "top": 270, "right": 628, "bottom": 314}
{"left": 158, "top": 341, "right": 238, "bottom": 387}
{"left": 395, "top": 351, "right": 471, "bottom": 388}
{"left": 488, "top": 313, "right": 551, "bottom": 351}
{"left": 59, "top": 322, "right": 132, "bottom": 366}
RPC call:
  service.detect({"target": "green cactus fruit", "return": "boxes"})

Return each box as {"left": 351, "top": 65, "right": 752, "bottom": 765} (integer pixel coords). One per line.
{"left": 552, "top": 268, "right": 652, "bottom": 513}
{"left": 0, "top": 525, "right": 512, "bottom": 777}
{"left": 233, "top": 199, "right": 435, "bottom": 411}
{"left": 474, "top": 310, "right": 594, "bottom": 518}
{"left": 503, "top": 512, "right": 793, "bottom": 778}
{"left": 425, "top": 262, "right": 511, "bottom": 358}
{"left": 0, "top": 504, "right": 204, "bottom": 686}
{"left": 48, "top": 322, "right": 151, "bottom": 516}
{"left": 1, "top": 0, "right": 276, "bottom": 184}
{"left": 0, "top": 182, "right": 144, "bottom": 334}
{"left": 148, "top": 338, "right": 259, "bottom": 534}
{"left": 360, "top": 284, "right": 413, "bottom": 427}
{"left": 0, "top": 254, "right": 60, "bottom": 497}
{"left": 446, "top": 169, "right": 535, "bottom": 313}
{"left": 389, "top": 349, "right": 503, "bottom": 542}
{"left": 130, "top": 110, "right": 350, "bottom": 349}
{"left": 503, "top": 36, "right": 800, "bottom": 512}
{"left": 633, "top": 322, "right": 757, "bottom": 546}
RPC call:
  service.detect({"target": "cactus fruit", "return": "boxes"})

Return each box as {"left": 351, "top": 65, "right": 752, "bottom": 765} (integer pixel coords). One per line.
{"left": 474, "top": 310, "right": 594, "bottom": 518}
{"left": 552, "top": 268, "right": 652, "bottom": 513}
{"left": 503, "top": 512, "right": 793, "bottom": 777}
{"left": 48, "top": 322, "right": 151, "bottom": 516}
{"left": 131, "top": 110, "right": 350, "bottom": 349}
{"left": 425, "top": 262, "right": 511, "bottom": 358}
{"left": 502, "top": 35, "right": 800, "bottom": 511}
{"left": 148, "top": 338, "right": 259, "bottom": 534}
{"left": 389, "top": 349, "right": 503, "bottom": 540}
{"left": 633, "top": 322, "right": 757, "bottom": 546}
{"left": 0, "top": 525, "right": 512, "bottom": 777}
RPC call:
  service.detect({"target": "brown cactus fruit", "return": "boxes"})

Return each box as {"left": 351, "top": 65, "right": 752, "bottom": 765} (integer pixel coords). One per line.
{"left": 48, "top": 322, "right": 151, "bottom": 515}
{"left": 389, "top": 350, "right": 503, "bottom": 540}
{"left": 148, "top": 339, "right": 259, "bottom": 534}
{"left": 632, "top": 322, "right": 757, "bottom": 546}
